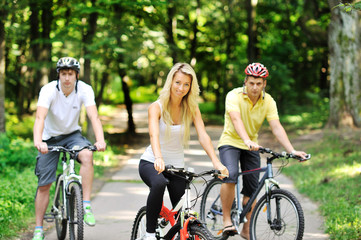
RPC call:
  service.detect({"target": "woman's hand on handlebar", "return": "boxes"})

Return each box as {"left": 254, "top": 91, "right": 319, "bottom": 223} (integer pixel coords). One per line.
{"left": 154, "top": 157, "right": 165, "bottom": 174}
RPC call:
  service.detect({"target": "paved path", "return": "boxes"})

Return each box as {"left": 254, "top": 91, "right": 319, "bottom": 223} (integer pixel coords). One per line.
{"left": 44, "top": 103, "right": 329, "bottom": 240}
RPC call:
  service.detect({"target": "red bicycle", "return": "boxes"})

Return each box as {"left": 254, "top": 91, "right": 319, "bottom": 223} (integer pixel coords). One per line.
{"left": 131, "top": 165, "right": 220, "bottom": 240}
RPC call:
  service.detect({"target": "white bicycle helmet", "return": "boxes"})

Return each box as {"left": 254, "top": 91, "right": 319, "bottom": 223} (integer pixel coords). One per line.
{"left": 56, "top": 57, "right": 80, "bottom": 73}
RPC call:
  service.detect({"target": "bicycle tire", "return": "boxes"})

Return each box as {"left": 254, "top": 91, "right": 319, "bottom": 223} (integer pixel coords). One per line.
{"left": 250, "top": 189, "right": 305, "bottom": 240}
{"left": 200, "top": 178, "right": 228, "bottom": 240}
{"left": 131, "top": 206, "right": 148, "bottom": 240}
{"left": 68, "top": 184, "right": 84, "bottom": 240}
{"left": 175, "top": 224, "right": 216, "bottom": 240}
{"left": 55, "top": 175, "right": 67, "bottom": 240}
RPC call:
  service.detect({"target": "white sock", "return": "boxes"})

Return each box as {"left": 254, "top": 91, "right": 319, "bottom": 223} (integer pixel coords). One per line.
{"left": 83, "top": 200, "right": 91, "bottom": 211}
{"left": 145, "top": 232, "right": 155, "bottom": 237}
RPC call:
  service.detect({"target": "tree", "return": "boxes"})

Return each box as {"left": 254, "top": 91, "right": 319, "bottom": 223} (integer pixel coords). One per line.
{"left": 81, "top": 0, "right": 99, "bottom": 141}
{"left": 0, "top": 2, "right": 8, "bottom": 133}
{"left": 328, "top": 0, "right": 361, "bottom": 127}
{"left": 246, "top": 0, "right": 258, "bottom": 62}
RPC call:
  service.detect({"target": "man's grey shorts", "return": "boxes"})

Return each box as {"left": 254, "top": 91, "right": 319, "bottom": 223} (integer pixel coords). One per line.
{"left": 219, "top": 145, "right": 260, "bottom": 197}
{"left": 35, "top": 130, "right": 91, "bottom": 187}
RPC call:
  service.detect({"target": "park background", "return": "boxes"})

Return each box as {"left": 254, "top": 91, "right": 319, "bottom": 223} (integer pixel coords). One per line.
{"left": 0, "top": 0, "right": 360, "bottom": 239}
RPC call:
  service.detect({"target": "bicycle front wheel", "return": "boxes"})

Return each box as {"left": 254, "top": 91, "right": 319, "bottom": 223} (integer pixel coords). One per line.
{"left": 68, "top": 184, "right": 84, "bottom": 240}
{"left": 55, "top": 176, "right": 67, "bottom": 240}
{"left": 200, "top": 178, "right": 228, "bottom": 240}
{"left": 131, "top": 206, "right": 147, "bottom": 240}
{"left": 250, "top": 189, "right": 305, "bottom": 240}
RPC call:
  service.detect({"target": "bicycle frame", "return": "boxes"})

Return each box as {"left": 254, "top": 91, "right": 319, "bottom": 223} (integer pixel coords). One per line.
{"left": 156, "top": 167, "right": 216, "bottom": 240}
{"left": 158, "top": 181, "right": 203, "bottom": 240}
{"left": 52, "top": 152, "right": 83, "bottom": 223}
{"left": 232, "top": 159, "right": 280, "bottom": 233}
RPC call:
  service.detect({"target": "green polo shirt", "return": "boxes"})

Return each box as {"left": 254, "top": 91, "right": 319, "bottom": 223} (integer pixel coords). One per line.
{"left": 218, "top": 87, "right": 279, "bottom": 150}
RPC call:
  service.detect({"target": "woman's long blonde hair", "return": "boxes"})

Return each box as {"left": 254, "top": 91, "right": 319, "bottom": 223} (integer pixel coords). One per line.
{"left": 158, "top": 63, "right": 200, "bottom": 147}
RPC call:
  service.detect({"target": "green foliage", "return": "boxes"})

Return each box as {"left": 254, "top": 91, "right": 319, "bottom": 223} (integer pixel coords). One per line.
{"left": 0, "top": 133, "right": 37, "bottom": 173}
{"left": 5, "top": 113, "right": 35, "bottom": 139}
{"left": 282, "top": 130, "right": 361, "bottom": 239}
{"left": 280, "top": 97, "right": 329, "bottom": 131}
{"left": 3, "top": 0, "right": 331, "bottom": 120}
{"left": 199, "top": 102, "right": 224, "bottom": 125}
{"left": 0, "top": 168, "right": 37, "bottom": 238}
{"left": 334, "top": 2, "right": 361, "bottom": 12}
{"left": 131, "top": 85, "right": 160, "bottom": 103}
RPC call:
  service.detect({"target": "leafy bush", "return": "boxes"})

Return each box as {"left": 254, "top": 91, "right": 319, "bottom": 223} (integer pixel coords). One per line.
{"left": 0, "top": 134, "right": 37, "bottom": 173}
{"left": 5, "top": 114, "right": 35, "bottom": 139}
{"left": 0, "top": 168, "right": 37, "bottom": 238}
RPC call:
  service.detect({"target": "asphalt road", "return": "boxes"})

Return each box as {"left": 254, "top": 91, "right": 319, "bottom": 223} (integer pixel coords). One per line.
{"left": 43, "top": 103, "right": 329, "bottom": 240}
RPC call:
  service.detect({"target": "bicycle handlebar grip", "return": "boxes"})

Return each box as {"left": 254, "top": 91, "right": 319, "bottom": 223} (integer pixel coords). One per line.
{"left": 259, "top": 147, "right": 271, "bottom": 153}
{"left": 165, "top": 165, "right": 174, "bottom": 171}
{"left": 88, "top": 145, "right": 97, "bottom": 151}
{"left": 296, "top": 154, "right": 311, "bottom": 162}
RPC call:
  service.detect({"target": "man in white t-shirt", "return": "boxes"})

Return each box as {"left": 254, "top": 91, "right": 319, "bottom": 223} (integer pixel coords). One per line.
{"left": 32, "top": 57, "right": 106, "bottom": 240}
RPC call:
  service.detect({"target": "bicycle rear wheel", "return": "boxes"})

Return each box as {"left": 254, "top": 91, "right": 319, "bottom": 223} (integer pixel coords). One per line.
{"left": 68, "top": 184, "right": 84, "bottom": 240}
{"left": 175, "top": 223, "right": 215, "bottom": 240}
{"left": 55, "top": 176, "right": 67, "bottom": 240}
{"left": 250, "top": 189, "right": 305, "bottom": 240}
{"left": 200, "top": 178, "right": 228, "bottom": 240}
{"left": 131, "top": 206, "right": 147, "bottom": 240}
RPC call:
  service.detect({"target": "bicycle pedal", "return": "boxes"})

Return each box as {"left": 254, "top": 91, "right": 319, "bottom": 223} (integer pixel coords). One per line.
{"left": 44, "top": 214, "right": 55, "bottom": 222}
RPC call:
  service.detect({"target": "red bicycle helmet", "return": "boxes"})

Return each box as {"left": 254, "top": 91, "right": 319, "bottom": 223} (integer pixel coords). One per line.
{"left": 245, "top": 63, "right": 269, "bottom": 78}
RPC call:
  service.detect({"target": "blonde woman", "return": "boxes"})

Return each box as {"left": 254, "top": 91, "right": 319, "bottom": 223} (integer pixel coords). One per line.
{"left": 138, "top": 63, "right": 229, "bottom": 240}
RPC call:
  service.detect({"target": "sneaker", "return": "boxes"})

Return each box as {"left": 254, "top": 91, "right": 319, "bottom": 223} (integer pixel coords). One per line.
{"left": 84, "top": 205, "right": 96, "bottom": 226}
{"left": 32, "top": 229, "right": 44, "bottom": 240}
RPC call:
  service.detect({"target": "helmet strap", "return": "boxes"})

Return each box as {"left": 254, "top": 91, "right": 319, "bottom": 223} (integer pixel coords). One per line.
{"left": 243, "top": 83, "right": 246, "bottom": 94}
{"left": 262, "top": 88, "right": 265, "bottom": 100}
{"left": 56, "top": 79, "right": 60, "bottom": 91}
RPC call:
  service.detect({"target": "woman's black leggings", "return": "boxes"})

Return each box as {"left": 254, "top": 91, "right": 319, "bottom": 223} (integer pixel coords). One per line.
{"left": 138, "top": 160, "right": 186, "bottom": 233}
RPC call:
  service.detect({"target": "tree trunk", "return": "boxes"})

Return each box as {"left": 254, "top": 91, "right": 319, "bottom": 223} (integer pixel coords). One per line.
{"left": 95, "top": 71, "right": 109, "bottom": 107}
{"left": 246, "top": 0, "right": 258, "bottom": 62}
{"left": 0, "top": 8, "right": 6, "bottom": 133}
{"left": 82, "top": 0, "right": 98, "bottom": 142}
{"left": 39, "top": 0, "right": 53, "bottom": 87}
{"left": 120, "top": 73, "right": 135, "bottom": 134}
{"left": 113, "top": 3, "right": 135, "bottom": 135}
{"left": 28, "top": 0, "right": 40, "bottom": 113}
{"left": 166, "top": 0, "right": 178, "bottom": 64}
{"left": 328, "top": 0, "right": 361, "bottom": 128}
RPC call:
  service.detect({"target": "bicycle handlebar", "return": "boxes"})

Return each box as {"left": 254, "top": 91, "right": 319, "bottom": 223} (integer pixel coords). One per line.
{"left": 164, "top": 165, "right": 221, "bottom": 179}
{"left": 48, "top": 145, "right": 97, "bottom": 153}
{"left": 259, "top": 147, "right": 311, "bottom": 162}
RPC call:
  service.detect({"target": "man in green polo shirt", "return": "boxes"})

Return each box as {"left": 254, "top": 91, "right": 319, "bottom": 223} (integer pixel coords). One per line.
{"left": 218, "top": 63, "right": 308, "bottom": 239}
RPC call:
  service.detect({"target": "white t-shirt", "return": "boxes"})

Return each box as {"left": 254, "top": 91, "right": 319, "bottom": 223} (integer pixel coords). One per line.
{"left": 37, "top": 80, "right": 96, "bottom": 140}
{"left": 140, "top": 101, "right": 185, "bottom": 168}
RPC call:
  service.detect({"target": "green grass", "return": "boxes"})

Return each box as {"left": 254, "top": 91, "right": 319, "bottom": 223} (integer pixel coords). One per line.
{"left": 282, "top": 129, "right": 361, "bottom": 239}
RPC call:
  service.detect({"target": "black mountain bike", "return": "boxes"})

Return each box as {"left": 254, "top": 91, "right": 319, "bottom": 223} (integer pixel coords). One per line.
{"left": 200, "top": 147, "right": 311, "bottom": 240}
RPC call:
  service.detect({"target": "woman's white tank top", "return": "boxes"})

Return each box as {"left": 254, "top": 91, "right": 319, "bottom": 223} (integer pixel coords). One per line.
{"left": 140, "top": 101, "right": 184, "bottom": 168}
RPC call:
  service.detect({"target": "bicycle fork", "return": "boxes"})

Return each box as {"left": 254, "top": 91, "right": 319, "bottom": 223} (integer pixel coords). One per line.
{"left": 264, "top": 178, "right": 280, "bottom": 226}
